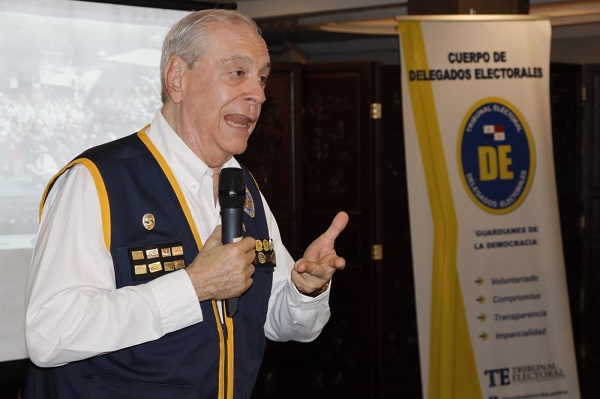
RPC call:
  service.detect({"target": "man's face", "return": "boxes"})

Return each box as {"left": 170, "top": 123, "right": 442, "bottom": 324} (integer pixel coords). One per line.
{"left": 179, "top": 22, "right": 271, "bottom": 166}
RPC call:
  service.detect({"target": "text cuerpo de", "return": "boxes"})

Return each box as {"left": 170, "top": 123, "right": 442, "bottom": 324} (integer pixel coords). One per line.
{"left": 408, "top": 51, "right": 543, "bottom": 82}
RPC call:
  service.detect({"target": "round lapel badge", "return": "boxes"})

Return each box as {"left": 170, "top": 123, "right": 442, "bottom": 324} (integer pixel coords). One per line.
{"left": 142, "top": 213, "right": 156, "bottom": 231}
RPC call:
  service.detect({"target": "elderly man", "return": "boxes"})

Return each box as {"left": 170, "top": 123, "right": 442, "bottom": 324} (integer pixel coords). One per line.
{"left": 25, "top": 9, "right": 348, "bottom": 399}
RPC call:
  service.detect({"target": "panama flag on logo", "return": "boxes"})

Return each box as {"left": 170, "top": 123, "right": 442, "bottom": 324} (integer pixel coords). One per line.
{"left": 483, "top": 124, "right": 505, "bottom": 141}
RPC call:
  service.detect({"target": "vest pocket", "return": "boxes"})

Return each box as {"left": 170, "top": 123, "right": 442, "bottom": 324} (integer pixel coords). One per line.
{"left": 113, "top": 238, "right": 197, "bottom": 287}
{"left": 91, "top": 374, "right": 199, "bottom": 399}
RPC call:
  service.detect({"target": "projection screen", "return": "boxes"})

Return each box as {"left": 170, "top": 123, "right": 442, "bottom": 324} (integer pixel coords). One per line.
{"left": 0, "top": 0, "right": 188, "bottom": 362}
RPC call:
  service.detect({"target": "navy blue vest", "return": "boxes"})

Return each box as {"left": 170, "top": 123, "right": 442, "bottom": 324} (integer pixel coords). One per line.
{"left": 26, "top": 131, "right": 275, "bottom": 399}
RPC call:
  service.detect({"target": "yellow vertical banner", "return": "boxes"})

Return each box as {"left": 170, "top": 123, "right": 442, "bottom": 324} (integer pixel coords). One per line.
{"left": 398, "top": 21, "right": 481, "bottom": 399}
{"left": 398, "top": 16, "right": 580, "bottom": 399}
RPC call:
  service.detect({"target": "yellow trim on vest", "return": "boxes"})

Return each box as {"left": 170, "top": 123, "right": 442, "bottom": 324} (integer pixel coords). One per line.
{"left": 212, "top": 302, "right": 226, "bottom": 398}
{"left": 246, "top": 169, "right": 261, "bottom": 193}
{"left": 39, "top": 159, "right": 112, "bottom": 251}
{"left": 399, "top": 21, "right": 482, "bottom": 399}
{"left": 210, "top": 302, "right": 235, "bottom": 399}
{"left": 137, "top": 127, "right": 235, "bottom": 399}
{"left": 137, "top": 128, "right": 203, "bottom": 250}
{"left": 225, "top": 313, "right": 235, "bottom": 399}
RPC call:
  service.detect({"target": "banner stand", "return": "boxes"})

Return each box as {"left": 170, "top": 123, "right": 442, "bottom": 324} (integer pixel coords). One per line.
{"left": 398, "top": 15, "right": 580, "bottom": 399}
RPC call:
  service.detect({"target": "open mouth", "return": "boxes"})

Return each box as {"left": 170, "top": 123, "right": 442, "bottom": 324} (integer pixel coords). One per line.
{"left": 225, "top": 114, "right": 253, "bottom": 129}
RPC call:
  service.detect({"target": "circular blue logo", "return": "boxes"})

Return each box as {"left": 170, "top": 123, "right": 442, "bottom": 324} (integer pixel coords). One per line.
{"left": 457, "top": 98, "right": 535, "bottom": 214}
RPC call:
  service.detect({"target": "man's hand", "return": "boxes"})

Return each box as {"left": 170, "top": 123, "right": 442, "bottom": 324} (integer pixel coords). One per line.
{"left": 185, "top": 226, "right": 256, "bottom": 301}
{"left": 292, "top": 211, "right": 349, "bottom": 296}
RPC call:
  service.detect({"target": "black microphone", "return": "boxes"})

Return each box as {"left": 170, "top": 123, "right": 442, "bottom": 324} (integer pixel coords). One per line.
{"left": 218, "top": 167, "right": 246, "bottom": 317}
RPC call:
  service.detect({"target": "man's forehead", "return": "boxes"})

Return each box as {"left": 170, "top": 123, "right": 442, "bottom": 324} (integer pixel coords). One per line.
{"left": 202, "top": 24, "right": 269, "bottom": 61}
{"left": 220, "top": 54, "right": 271, "bottom": 71}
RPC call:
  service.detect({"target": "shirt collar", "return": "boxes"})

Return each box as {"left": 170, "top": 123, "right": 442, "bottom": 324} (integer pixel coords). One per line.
{"left": 145, "top": 110, "right": 240, "bottom": 188}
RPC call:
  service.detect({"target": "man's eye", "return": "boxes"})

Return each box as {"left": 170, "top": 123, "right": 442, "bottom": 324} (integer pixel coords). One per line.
{"left": 232, "top": 70, "right": 244, "bottom": 77}
{"left": 259, "top": 76, "right": 269, "bottom": 85}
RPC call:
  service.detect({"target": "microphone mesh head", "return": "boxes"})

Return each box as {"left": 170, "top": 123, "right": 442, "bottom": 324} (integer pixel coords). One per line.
{"left": 218, "top": 168, "right": 246, "bottom": 208}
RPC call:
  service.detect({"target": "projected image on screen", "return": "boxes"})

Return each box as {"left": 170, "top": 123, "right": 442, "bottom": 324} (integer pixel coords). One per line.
{"left": 0, "top": 1, "right": 187, "bottom": 250}
{"left": 0, "top": 0, "right": 187, "bottom": 362}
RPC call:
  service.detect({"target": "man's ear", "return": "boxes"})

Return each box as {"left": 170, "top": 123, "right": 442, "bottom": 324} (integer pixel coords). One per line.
{"left": 164, "top": 55, "right": 185, "bottom": 104}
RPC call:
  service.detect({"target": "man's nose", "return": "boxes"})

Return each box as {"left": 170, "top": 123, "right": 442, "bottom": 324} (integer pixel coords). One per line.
{"left": 244, "top": 79, "right": 266, "bottom": 105}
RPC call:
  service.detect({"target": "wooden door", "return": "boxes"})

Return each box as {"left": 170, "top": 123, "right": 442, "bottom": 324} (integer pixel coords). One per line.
{"left": 300, "top": 61, "right": 382, "bottom": 398}
{"left": 581, "top": 64, "right": 600, "bottom": 397}
{"left": 251, "top": 61, "right": 384, "bottom": 398}
{"left": 379, "top": 65, "right": 422, "bottom": 398}
{"left": 548, "top": 63, "right": 585, "bottom": 395}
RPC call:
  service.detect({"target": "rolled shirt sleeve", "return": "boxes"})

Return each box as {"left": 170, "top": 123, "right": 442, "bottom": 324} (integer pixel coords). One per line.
{"left": 260, "top": 194, "right": 331, "bottom": 342}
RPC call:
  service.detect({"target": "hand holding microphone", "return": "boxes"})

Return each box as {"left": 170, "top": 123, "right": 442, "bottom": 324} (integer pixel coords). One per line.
{"left": 183, "top": 168, "right": 254, "bottom": 310}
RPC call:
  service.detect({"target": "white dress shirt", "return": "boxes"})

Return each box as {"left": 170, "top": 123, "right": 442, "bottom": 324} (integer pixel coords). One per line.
{"left": 25, "top": 110, "right": 331, "bottom": 368}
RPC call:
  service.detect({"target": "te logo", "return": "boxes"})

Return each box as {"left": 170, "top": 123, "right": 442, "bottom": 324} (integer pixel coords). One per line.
{"left": 458, "top": 98, "right": 535, "bottom": 214}
{"left": 484, "top": 368, "right": 511, "bottom": 387}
